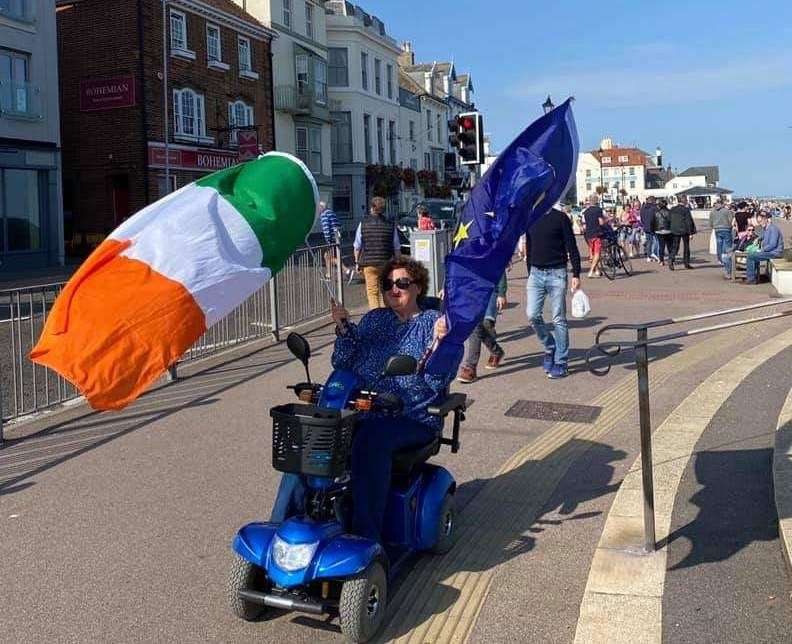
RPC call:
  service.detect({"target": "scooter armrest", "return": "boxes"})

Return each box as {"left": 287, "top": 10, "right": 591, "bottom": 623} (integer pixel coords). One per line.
{"left": 427, "top": 393, "right": 467, "bottom": 417}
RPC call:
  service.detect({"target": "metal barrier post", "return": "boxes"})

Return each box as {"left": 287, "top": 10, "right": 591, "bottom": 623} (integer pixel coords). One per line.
{"left": 269, "top": 278, "right": 280, "bottom": 341}
{"left": 636, "top": 327, "right": 656, "bottom": 553}
{"left": 0, "top": 379, "right": 5, "bottom": 446}
{"left": 167, "top": 364, "right": 178, "bottom": 381}
{"left": 335, "top": 242, "right": 345, "bottom": 307}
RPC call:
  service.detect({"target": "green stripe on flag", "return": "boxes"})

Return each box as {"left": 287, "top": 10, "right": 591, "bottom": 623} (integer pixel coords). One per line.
{"left": 197, "top": 153, "right": 318, "bottom": 273}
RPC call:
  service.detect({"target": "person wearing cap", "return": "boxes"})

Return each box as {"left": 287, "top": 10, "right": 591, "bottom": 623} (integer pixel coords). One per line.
{"left": 743, "top": 211, "right": 784, "bottom": 285}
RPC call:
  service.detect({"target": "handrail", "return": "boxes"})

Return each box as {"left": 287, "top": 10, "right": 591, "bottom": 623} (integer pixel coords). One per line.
{"left": 586, "top": 296, "right": 792, "bottom": 553}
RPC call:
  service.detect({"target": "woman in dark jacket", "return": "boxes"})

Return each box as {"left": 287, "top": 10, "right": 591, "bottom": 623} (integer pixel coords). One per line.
{"left": 652, "top": 199, "right": 673, "bottom": 265}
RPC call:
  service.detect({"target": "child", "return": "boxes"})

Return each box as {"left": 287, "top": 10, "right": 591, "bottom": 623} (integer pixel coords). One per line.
{"left": 417, "top": 204, "right": 436, "bottom": 231}
{"left": 457, "top": 272, "right": 507, "bottom": 384}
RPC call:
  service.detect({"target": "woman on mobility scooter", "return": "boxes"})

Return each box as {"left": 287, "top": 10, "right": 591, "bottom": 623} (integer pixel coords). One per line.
{"left": 270, "top": 256, "right": 456, "bottom": 542}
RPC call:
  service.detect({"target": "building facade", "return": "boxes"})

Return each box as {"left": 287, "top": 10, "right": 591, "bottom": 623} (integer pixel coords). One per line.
{"left": 325, "top": 1, "right": 402, "bottom": 225}
{"left": 57, "top": 0, "right": 275, "bottom": 256}
{"left": 0, "top": 0, "right": 64, "bottom": 272}
{"left": 235, "top": 0, "right": 334, "bottom": 208}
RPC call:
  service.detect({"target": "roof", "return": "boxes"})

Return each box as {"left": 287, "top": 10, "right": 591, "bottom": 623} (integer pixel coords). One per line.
{"left": 398, "top": 69, "right": 423, "bottom": 95}
{"left": 675, "top": 186, "right": 733, "bottom": 197}
{"left": 593, "top": 147, "right": 648, "bottom": 167}
{"left": 403, "top": 62, "right": 454, "bottom": 74}
{"left": 679, "top": 165, "right": 720, "bottom": 183}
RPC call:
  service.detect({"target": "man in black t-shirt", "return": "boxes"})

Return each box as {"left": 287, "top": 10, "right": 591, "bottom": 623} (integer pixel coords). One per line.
{"left": 524, "top": 207, "right": 581, "bottom": 379}
{"left": 582, "top": 195, "right": 606, "bottom": 278}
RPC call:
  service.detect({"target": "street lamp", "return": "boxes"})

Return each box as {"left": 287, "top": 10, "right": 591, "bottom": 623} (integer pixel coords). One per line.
{"left": 542, "top": 95, "right": 555, "bottom": 114}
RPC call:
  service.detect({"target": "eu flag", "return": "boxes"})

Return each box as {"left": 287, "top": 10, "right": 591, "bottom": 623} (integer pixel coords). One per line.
{"left": 426, "top": 99, "right": 579, "bottom": 374}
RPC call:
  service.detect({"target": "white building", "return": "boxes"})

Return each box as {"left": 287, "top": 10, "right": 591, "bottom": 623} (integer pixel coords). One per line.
{"left": 236, "top": 0, "right": 334, "bottom": 208}
{"left": 324, "top": 1, "right": 402, "bottom": 225}
{"left": 575, "top": 139, "right": 649, "bottom": 204}
{"left": 0, "top": 0, "right": 64, "bottom": 271}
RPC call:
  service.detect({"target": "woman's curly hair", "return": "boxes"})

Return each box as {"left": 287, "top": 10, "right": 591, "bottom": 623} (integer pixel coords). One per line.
{"left": 378, "top": 257, "right": 430, "bottom": 298}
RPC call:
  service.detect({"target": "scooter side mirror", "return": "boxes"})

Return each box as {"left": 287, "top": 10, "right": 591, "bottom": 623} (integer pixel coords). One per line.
{"left": 382, "top": 355, "right": 417, "bottom": 377}
{"left": 286, "top": 332, "right": 312, "bottom": 383}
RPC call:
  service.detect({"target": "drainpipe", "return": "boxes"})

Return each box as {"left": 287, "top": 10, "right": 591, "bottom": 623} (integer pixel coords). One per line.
{"left": 162, "top": 0, "right": 171, "bottom": 193}
{"left": 269, "top": 47, "right": 276, "bottom": 151}
{"left": 136, "top": 0, "right": 150, "bottom": 203}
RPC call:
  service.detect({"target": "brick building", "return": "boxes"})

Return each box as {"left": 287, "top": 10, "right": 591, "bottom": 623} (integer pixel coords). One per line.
{"left": 56, "top": 0, "right": 276, "bottom": 256}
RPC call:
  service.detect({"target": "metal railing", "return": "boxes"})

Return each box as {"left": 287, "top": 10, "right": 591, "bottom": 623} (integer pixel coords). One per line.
{"left": 587, "top": 297, "right": 792, "bottom": 553}
{"left": 0, "top": 243, "right": 344, "bottom": 440}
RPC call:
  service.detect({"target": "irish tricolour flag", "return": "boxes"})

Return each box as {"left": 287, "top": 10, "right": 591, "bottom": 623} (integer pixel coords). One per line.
{"left": 31, "top": 152, "right": 318, "bottom": 411}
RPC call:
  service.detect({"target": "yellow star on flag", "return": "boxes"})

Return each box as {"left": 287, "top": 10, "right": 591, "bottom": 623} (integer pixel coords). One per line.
{"left": 453, "top": 220, "right": 472, "bottom": 248}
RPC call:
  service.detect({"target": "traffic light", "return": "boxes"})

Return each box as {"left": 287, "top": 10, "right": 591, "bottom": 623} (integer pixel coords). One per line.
{"left": 448, "top": 112, "right": 484, "bottom": 166}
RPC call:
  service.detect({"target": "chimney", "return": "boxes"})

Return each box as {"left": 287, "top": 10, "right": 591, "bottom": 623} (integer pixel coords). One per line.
{"left": 399, "top": 41, "right": 414, "bottom": 67}
{"left": 655, "top": 146, "right": 663, "bottom": 167}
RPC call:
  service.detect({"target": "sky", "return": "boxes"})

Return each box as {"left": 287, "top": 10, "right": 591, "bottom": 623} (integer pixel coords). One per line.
{"left": 358, "top": 0, "right": 792, "bottom": 196}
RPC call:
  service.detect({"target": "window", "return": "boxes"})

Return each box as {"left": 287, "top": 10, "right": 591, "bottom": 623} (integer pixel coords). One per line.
{"left": 228, "top": 100, "right": 253, "bottom": 144}
{"left": 314, "top": 58, "right": 327, "bottom": 104}
{"left": 629, "top": 166, "right": 636, "bottom": 176}
{"left": 426, "top": 109, "right": 432, "bottom": 141}
{"left": 0, "top": 0, "right": 31, "bottom": 22}
{"left": 206, "top": 24, "right": 221, "bottom": 62}
{"left": 305, "top": 2, "right": 313, "bottom": 38}
{"left": 295, "top": 54, "right": 309, "bottom": 96}
{"left": 586, "top": 183, "right": 592, "bottom": 191}
{"left": 157, "top": 174, "right": 177, "bottom": 199}
{"left": 374, "top": 58, "right": 381, "bottom": 95}
{"left": 296, "top": 126, "right": 322, "bottom": 173}
{"left": 361, "top": 51, "right": 368, "bottom": 90}
{"left": 618, "top": 155, "right": 629, "bottom": 163}
{"left": 386, "top": 63, "right": 393, "bottom": 99}
{"left": 333, "top": 175, "right": 352, "bottom": 217}
{"left": 0, "top": 49, "right": 29, "bottom": 114}
{"left": 603, "top": 168, "right": 609, "bottom": 177}
{"left": 170, "top": 9, "right": 187, "bottom": 50}
{"left": 436, "top": 113, "right": 441, "bottom": 143}
{"left": 332, "top": 111, "right": 353, "bottom": 163}
{"left": 601, "top": 156, "right": 611, "bottom": 163}
{"left": 238, "top": 37, "right": 251, "bottom": 71}
{"left": 282, "top": 0, "right": 291, "bottom": 28}
{"left": 410, "top": 158, "right": 418, "bottom": 170}
{"left": 376, "top": 117, "right": 384, "bottom": 163}
{"left": 388, "top": 120, "right": 396, "bottom": 165}
{"left": 424, "top": 152, "right": 431, "bottom": 170}
{"left": 173, "top": 88, "right": 206, "bottom": 139}
{"left": 629, "top": 180, "right": 636, "bottom": 189}
{"left": 328, "top": 48, "right": 348, "bottom": 87}
{"left": 309, "top": 128, "right": 322, "bottom": 174}
{"left": 1, "top": 168, "right": 41, "bottom": 252}
{"left": 585, "top": 169, "right": 591, "bottom": 177}
{"left": 409, "top": 120, "right": 415, "bottom": 142}
{"left": 363, "top": 114, "right": 372, "bottom": 164}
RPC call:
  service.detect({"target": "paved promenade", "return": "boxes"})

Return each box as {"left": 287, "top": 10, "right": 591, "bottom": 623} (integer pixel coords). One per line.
{"left": 1, "top": 226, "right": 791, "bottom": 643}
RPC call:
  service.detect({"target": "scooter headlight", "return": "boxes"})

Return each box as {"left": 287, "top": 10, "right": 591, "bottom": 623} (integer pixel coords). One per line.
{"left": 271, "top": 535, "right": 319, "bottom": 572}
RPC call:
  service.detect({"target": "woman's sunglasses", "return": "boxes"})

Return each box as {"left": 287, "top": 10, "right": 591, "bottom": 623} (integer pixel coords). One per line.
{"left": 381, "top": 277, "right": 413, "bottom": 291}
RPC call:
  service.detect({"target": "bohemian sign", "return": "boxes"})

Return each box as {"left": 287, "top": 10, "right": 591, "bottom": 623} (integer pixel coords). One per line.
{"left": 80, "top": 75, "right": 136, "bottom": 112}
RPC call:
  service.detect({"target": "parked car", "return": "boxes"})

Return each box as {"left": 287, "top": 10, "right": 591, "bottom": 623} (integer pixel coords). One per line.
{"left": 396, "top": 199, "right": 460, "bottom": 254}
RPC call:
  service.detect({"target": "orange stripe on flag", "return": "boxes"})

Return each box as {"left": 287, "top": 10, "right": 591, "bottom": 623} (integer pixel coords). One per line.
{"left": 30, "top": 239, "right": 207, "bottom": 410}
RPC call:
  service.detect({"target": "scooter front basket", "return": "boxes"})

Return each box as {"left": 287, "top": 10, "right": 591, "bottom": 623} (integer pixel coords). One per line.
{"left": 270, "top": 403, "right": 356, "bottom": 478}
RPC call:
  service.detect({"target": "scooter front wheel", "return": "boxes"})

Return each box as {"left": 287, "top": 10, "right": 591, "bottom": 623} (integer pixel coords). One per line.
{"left": 430, "top": 493, "right": 456, "bottom": 554}
{"left": 339, "top": 560, "right": 388, "bottom": 643}
{"left": 228, "top": 554, "right": 271, "bottom": 621}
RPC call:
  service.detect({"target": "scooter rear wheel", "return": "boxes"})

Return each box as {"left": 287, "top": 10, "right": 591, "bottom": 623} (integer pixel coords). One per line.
{"left": 431, "top": 493, "right": 456, "bottom": 554}
{"left": 339, "top": 560, "right": 388, "bottom": 643}
{"left": 228, "top": 554, "right": 271, "bottom": 621}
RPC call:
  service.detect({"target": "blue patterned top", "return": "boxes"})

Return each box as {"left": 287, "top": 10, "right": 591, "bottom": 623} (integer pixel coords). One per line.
{"left": 332, "top": 308, "right": 458, "bottom": 430}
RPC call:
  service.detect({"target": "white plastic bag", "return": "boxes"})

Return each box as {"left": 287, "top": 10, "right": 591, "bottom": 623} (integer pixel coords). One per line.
{"left": 571, "top": 289, "right": 591, "bottom": 319}
{"left": 708, "top": 229, "right": 717, "bottom": 255}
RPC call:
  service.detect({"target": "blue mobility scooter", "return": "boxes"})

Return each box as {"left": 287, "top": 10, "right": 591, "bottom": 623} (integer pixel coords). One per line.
{"left": 228, "top": 332, "right": 466, "bottom": 642}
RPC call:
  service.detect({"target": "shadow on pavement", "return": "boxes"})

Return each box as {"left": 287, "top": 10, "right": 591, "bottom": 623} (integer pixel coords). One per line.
{"left": 378, "top": 439, "right": 627, "bottom": 641}
{"left": 663, "top": 447, "right": 778, "bottom": 570}
{"left": 0, "top": 331, "right": 340, "bottom": 496}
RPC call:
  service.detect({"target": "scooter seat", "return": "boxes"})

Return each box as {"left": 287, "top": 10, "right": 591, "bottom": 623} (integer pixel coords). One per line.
{"left": 392, "top": 438, "right": 440, "bottom": 476}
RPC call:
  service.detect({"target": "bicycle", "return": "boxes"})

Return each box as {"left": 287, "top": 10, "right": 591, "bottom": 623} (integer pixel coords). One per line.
{"left": 599, "top": 226, "right": 633, "bottom": 280}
